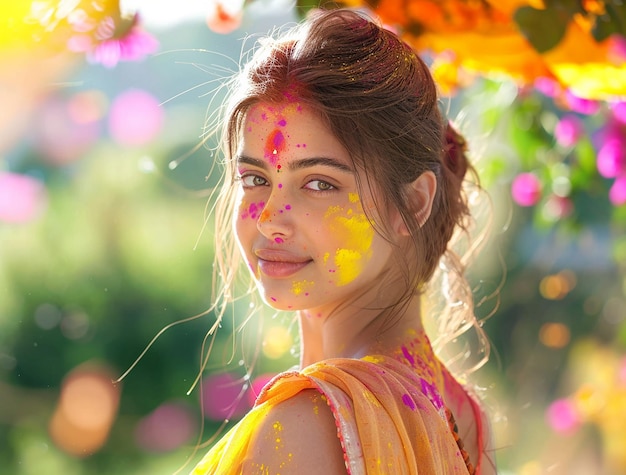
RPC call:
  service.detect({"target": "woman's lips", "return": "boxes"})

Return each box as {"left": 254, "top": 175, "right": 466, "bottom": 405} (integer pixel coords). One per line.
{"left": 254, "top": 249, "right": 312, "bottom": 278}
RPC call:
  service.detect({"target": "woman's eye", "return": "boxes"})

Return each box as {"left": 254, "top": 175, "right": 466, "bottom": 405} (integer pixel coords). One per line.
{"left": 305, "top": 180, "right": 335, "bottom": 191}
{"left": 241, "top": 174, "right": 268, "bottom": 187}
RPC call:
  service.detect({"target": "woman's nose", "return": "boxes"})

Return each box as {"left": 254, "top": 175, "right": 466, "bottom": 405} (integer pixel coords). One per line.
{"left": 256, "top": 191, "right": 293, "bottom": 242}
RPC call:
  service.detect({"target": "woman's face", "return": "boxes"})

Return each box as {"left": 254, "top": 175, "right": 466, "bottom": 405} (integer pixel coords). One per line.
{"left": 234, "top": 101, "right": 398, "bottom": 314}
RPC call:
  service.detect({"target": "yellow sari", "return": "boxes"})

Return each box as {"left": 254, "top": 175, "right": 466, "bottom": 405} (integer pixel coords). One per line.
{"left": 192, "top": 331, "right": 485, "bottom": 474}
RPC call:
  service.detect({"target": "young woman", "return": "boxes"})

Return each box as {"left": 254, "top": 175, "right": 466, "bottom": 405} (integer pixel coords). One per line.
{"left": 192, "top": 7, "right": 495, "bottom": 475}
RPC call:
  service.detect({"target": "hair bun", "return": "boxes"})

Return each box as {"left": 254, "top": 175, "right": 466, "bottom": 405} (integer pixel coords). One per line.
{"left": 443, "top": 122, "right": 468, "bottom": 180}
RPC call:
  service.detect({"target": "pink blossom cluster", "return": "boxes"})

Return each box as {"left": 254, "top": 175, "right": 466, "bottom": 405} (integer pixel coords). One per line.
{"left": 512, "top": 96, "right": 626, "bottom": 211}
{"left": 67, "top": 12, "right": 158, "bottom": 68}
{"left": 596, "top": 103, "right": 626, "bottom": 206}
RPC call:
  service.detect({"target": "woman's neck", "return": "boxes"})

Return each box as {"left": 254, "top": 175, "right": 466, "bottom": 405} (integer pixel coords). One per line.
{"left": 297, "top": 293, "right": 425, "bottom": 367}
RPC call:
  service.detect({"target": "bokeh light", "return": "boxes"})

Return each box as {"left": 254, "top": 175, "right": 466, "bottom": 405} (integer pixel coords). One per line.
{"left": 134, "top": 402, "right": 197, "bottom": 452}
{"left": 200, "top": 372, "right": 251, "bottom": 421}
{"left": 511, "top": 172, "right": 542, "bottom": 207}
{"left": 48, "top": 363, "right": 120, "bottom": 457}
{"left": 262, "top": 325, "right": 293, "bottom": 359}
{"left": 108, "top": 89, "right": 163, "bottom": 146}
{"left": 539, "top": 270, "right": 576, "bottom": 300}
{"left": 34, "top": 97, "right": 102, "bottom": 165}
{"left": 554, "top": 114, "right": 584, "bottom": 147}
{"left": 247, "top": 373, "right": 276, "bottom": 406}
{"left": 0, "top": 172, "right": 47, "bottom": 223}
{"left": 546, "top": 398, "right": 580, "bottom": 433}
{"left": 539, "top": 322, "right": 571, "bottom": 349}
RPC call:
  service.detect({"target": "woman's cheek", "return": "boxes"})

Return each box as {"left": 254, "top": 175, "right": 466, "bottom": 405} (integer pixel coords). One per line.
{"left": 321, "top": 201, "right": 374, "bottom": 287}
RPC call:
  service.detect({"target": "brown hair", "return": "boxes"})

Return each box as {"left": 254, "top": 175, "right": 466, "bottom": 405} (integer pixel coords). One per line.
{"left": 209, "top": 8, "right": 487, "bottom": 366}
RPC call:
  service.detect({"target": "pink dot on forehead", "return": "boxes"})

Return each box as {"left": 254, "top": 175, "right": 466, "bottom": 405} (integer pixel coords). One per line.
{"left": 277, "top": 118, "right": 287, "bottom": 126}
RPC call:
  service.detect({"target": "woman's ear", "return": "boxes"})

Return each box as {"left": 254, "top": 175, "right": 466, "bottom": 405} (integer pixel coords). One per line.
{"left": 393, "top": 171, "right": 437, "bottom": 236}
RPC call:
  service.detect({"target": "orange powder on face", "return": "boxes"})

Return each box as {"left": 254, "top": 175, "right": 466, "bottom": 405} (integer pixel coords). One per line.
{"left": 259, "top": 208, "right": 271, "bottom": 222}
{"left": 264, "top": 129, "right": 286, "bottom": 166}
{"left": 324, "top": 197, "right": 374, "bottom": 286}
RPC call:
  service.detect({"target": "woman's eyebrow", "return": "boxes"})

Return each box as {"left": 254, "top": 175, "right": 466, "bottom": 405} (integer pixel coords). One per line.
{"left": 236, "top": 154, "right": 353, "bottom": 173}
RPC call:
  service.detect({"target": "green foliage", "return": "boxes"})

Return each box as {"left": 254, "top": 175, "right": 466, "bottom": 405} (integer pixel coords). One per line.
{"left": 592, "top": 2, "right": 626, "bottom": 41}
{"left": 514, "top": 5, "right": 570, "bottom": 53}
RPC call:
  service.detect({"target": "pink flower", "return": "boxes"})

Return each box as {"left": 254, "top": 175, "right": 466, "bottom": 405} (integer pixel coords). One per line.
{"left": 86, "top": 14, "right": 158, "bottom": 68}
{"left": 597, "top": 138, "right": 626, "bottom": 178}
{"left": 534, "top": 77, "right": 561, "bottom": 98}
{"left": 565, "top": 90, "right": 600, "bottom": 115}
{"left": 609, "top": 175, "right": 626, "bottom": 205}
{"left": 511, "top": 172, "right": 542, "bottom": 207}
{"left": 555, "top": 115, "right": 584, "bottom": 147}
{"left": 206, "top": 1, "right": 243, "bottom": 34}
{"left": 0, "top": 172, "right": 47, "bottom": 223}
{"left": 611, "top": 101, "right": 626, "bottom": 125}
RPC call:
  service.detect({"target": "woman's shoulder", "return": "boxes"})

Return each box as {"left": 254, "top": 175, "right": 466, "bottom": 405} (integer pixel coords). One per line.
{"left": 244, "top": 388, "right": 347, "bottom": 474}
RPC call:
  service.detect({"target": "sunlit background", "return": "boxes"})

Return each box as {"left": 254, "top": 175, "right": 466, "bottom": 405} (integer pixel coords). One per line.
{"left": 1, "top": 1, "right": 626, "bottom": 474}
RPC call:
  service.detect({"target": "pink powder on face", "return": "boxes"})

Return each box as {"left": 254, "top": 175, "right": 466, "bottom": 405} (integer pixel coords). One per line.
{"left": 278, "top": 183, "right": 283, "bottom": 188}
{"left": 274, "top": 237, "right": 284, "bottom": 244}
{"left": 242, "top": 201, "right": 265, "bottom": 220}
{"left": 284, "top": 204, "right": 291, "bottom": 210}
{"left": 277, "top": 118, "right": 287, "bottom": 127}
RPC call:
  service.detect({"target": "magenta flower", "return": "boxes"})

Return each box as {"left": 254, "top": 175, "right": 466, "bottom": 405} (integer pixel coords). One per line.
{"left": 534, "top": 77, "right": 561, "bottom": 98}
{"left": 565, "top": 90, "right": 600, "bottom": 115}
{"left": 554, "top": 114, "right": 584, "bottom": 147}
{"left": 511, "top": 172, "right": 542, "bottom": 207}
{"left": 597, "top": 138, "right": 626, "bottom": 178}
{"left": 609, "top": 175, "right": 626, "bottom": 205}
{"left": 87, "top": 14, "right": 158, "bottom": 68}
{"left": 612, "top": 101, "right": 626, "bottom": 125}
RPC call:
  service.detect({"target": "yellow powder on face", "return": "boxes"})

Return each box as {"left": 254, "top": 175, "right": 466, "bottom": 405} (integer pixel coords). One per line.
{"left": 291, "top": 279, "right": 314, "bottom": 296}
{"left": 324, "top": 199, "right": 374, "bottom": 286}
{"left": 348, "top": 192, "right": 359, "bottom": 203}
{"left": 333, "top": 248, "right": 364, "bottom": 286}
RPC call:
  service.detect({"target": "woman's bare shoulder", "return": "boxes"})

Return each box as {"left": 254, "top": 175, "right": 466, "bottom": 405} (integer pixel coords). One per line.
{"left": 243, "top": 388, "right": 347, "bottom": 474}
